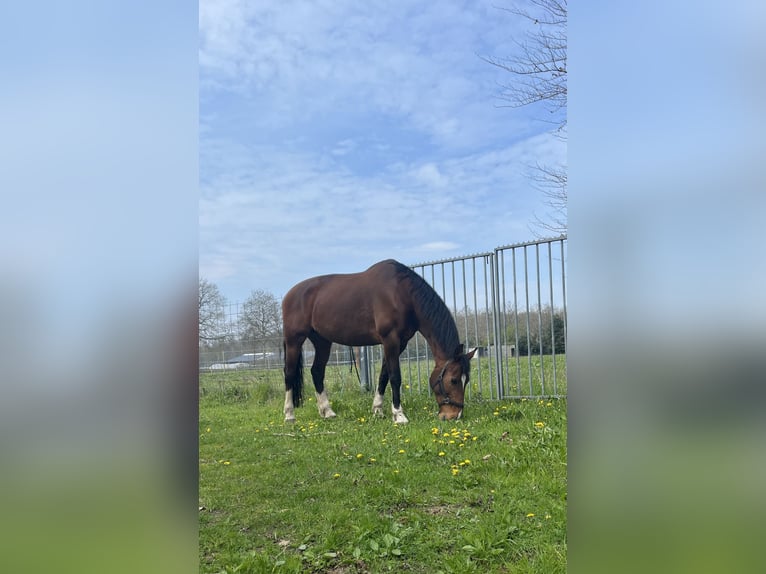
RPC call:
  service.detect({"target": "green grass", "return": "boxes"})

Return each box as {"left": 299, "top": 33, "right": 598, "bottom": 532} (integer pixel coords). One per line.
{"left": 199, "top": 372, "right": 567, "bottom": 573}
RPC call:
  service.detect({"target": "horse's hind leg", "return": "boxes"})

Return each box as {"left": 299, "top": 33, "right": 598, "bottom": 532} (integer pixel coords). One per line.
{"left": 283, "top": 335, "right": 305, "bottom": 423}
{"left": 372, "top": 362, "right": 389, "bottom": 417}
{"left": 308, "top": 334, "right": 336, "bottom": 419}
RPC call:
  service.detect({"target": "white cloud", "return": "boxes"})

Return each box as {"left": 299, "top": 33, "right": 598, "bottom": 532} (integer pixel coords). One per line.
{"left": 199, "top": 130, "right": 565, "bottom": 299}
{"left": 199, "top": 1, "right": 533, "bottom": 149}
{"left": 331, "top": 138, "right": 357, "bottom": 157}
{"left": 417, "top": 241, "right": 460, "bottom": 251}
{"left": 414, "top": 163, "right": 448, "bottom": 188}
{"left": 199, "top": 2, "right": 567, "bottom": 301}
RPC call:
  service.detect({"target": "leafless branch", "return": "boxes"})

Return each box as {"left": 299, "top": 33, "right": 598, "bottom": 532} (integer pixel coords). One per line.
{"left": 481, "top": 0, "right": 567, "bottom": 234}
{"left": 481, "top": 0, "right": 567, "bottom": 133}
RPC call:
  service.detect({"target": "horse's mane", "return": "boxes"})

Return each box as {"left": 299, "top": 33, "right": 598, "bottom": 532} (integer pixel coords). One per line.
{"left": 389, "top": 261, "right": 460, "bottom": 356}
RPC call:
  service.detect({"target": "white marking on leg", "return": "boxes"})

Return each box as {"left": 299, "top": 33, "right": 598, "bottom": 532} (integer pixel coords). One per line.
{"left": 284, "top": 390, "right": 295, "bottom": 423}
{"left": 391, "top": 403, "right": 409, "bottom": 424}
{"left": 316, "top": 390, "right": 336, "bottom": 418}
{"left": 372, "top": 391, "right": 385, "bottom": 416}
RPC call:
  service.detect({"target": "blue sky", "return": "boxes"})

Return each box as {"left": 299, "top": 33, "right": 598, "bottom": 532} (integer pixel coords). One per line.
{"left": 200, "top": 0, "right": 566, "bottom": 303}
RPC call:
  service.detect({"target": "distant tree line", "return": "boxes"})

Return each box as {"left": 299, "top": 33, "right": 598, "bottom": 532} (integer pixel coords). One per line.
{"left": 198, "top": 278, "right": 283, "bottom": 366}
{"left": 453, "top": 305, "right": 566, "bottom": 356}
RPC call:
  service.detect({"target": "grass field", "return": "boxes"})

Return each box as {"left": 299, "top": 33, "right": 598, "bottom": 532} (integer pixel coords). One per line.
{"left": 199, "top": 369, "right": 567, "bottom": 573}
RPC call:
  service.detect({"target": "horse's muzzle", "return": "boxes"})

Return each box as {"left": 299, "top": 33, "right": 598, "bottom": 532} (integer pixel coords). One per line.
{"left": 439, "top": 408, "right": 463, "bottom": 421}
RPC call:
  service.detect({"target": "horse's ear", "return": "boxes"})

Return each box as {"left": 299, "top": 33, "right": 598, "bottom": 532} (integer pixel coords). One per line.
{"left": 465, "top": 347, "right": 477, "bottom": 360}
{"left": 453, "top": 344, "right": 464, "bottom": 359}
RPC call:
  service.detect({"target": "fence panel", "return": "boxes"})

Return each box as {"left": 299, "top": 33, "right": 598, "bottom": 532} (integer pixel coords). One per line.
{"left": 492, "top": 237, "right": 568, "bottom": 398}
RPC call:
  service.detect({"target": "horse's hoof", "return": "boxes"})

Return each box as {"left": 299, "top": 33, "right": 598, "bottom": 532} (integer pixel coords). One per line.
{"left": 392, "top": 413, "right": 409, "bottom": 424}
{"left": 372, "top": 407, "right": 384, "bottom": 417}
{"left": 321, "top": 409, "right": 337, "bottom": 419}
{"left": 285, "top": 417, "right": 296, "bottom": 424}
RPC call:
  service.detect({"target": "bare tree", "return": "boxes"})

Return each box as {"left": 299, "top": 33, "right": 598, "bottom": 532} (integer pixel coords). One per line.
{"left": 529, "top": 161, "right": 567, "bottom": 236}
{"left": 199, "top": 277, "right": 227, "bottom": 345}
{"left": 239, "top": 289, "right": 281, "bottom": 344}
{"left": 482, "top": 0, "right": 567, "bottom": 235}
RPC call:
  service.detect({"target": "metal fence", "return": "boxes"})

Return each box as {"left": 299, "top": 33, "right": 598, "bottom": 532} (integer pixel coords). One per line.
{"left": 200, "top": 236, "right": 567, "bottom": 399}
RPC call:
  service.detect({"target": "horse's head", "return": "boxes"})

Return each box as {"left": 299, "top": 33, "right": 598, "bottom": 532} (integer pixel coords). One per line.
{"left": 429, "top": 344, "right": 477, "bottom": 420}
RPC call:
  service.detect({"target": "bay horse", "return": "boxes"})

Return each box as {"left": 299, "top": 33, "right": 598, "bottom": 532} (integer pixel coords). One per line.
{"left": 281, "top": 259, "right": 476, "bottom": 424}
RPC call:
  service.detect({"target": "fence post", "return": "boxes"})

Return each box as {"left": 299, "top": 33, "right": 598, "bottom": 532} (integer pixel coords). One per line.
{"left": 359, "top": 346, "right": 372, "bottom": 392}
{"left": 496, "top": 250, "right": 505, "bottom": 399}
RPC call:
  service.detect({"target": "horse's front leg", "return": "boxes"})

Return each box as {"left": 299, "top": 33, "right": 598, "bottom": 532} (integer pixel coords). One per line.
{"left": 383, "top": 342, "right": 408, "bottom": 424}
{"left": 390, "top": 380, "right": 408, "bottom": 424}
{"left": 309, "top": 335, "right": 336, "bottom": 419}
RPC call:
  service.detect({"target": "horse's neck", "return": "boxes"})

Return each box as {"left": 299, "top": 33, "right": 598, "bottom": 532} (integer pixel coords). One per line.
{"left": 417, "top": 320, "right": 451, "bottom": 363}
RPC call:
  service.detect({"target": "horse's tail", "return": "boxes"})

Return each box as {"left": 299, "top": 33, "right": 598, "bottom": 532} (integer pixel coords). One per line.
{"left": 284, "top": 341, "right": 304, "bottom": 408}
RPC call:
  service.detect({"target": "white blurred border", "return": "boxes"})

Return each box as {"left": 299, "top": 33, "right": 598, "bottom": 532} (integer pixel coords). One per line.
{"left": 0, "top": 2, "right": 198, "bottom": 573}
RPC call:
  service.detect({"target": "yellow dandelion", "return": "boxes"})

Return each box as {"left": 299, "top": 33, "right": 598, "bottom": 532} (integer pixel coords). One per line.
{"left": 222, "top": 461, "right": 231, "bottom": 465}
{"left": 438, "top": 451, "right": 446, "bottom": 456}
{"left": 356, "top": 453, "right": 363, "bottom": 459}
{"left": 368, "top": 458, "right": 376, "bottom": 463}
{"left": 431, "top": 428, "right": 439, "bottom": 435}
{"left": 206, "top": 428, "right": 211, "bottom": 433}
{"left": 463, "top": 459, "right": 471, "bottom": 464}
{"left": 398, "top": 449, "right": 405, "bottom": 454}
{"left": 359, "top": 417, "right": 366, "bottom": 423}
{"left": 534, "top": 421, "right": 545, "bottom": 428}
{"left": 451, "top": 468, "right": 459, "bottom": 476}
{"left": 545, "top": 514, "right": 551, "bottom": 519}
{"left": 393, "top": 469, "right": 400, "bottom": 474}
{"left": 332, "top": 473, "right": 340, "bottom": 479}
{"left": 546, "top": 402, "right": 553, "bottom": 407}
{"left": 448, "top": 440, "right": 455, "bottom": 444}
{"left": 526, "top": 513, "right": 535, "bottom": 518}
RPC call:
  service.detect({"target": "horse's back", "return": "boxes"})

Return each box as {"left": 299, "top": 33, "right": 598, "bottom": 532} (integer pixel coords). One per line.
{"left": 283, "top": 260, "right": 403, "bottom": 310}
{"left": 282, "top": 260, "right": 412, "bottom": 344}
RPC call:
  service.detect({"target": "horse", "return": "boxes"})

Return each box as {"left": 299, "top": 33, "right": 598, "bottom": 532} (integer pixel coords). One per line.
{"left": 281, "top": 259, "right": 476, "bottom": 424}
